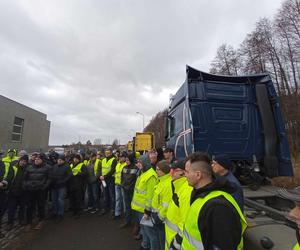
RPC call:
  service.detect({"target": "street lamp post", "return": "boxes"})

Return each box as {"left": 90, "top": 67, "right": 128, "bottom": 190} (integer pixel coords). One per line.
{"left": 136, "top": 112, "right": 145, "bottom": 131}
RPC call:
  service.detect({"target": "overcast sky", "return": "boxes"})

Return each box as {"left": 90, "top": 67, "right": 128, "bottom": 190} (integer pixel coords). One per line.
{"left": 0, "top": 0, "right": 284, "bottom": 145}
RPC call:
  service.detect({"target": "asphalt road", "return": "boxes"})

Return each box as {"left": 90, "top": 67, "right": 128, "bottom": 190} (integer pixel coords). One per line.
{"left": 8, "top": 212, "right": 140, "bottom": 250}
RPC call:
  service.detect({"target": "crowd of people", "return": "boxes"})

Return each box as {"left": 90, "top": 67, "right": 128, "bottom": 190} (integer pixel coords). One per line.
{"left": 0, "top": 147, "right": 299, "bottom": 249}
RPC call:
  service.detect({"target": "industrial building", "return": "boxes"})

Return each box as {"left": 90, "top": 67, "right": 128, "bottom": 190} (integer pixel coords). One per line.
{"left": 0, "top": 95, "right": 50, "bottom": 153}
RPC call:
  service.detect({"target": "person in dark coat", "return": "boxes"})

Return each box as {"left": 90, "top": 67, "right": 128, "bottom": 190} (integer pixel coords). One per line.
{"left": 0, "top": 157, "right": 14, "bottom": 238}
{"left": 22, "top": 153, "right": 51, "bottom": 231}
{"left": 7, "top": 155, "right": 29, "bottom": 230}
{"left": 84, "top": 153, "right": 101, "bottom": 213}
{"left": 212, "top": 154, "right": 244, "bottom": 212}
{"left": 68, "top": 154, "right": 86, "bottom": 219}
{"left": 120, "top": 153, "right": 138, "bottom": 228}
{"left": 50, "top": 155, "right": 72, "bottom": 221}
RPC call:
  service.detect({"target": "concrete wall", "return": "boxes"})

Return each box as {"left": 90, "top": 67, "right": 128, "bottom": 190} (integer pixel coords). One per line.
{"left": 0, "top": 95, "right": 50, "bottom": 153}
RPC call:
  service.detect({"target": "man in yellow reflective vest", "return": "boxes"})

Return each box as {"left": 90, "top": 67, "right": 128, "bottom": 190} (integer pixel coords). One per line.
{"left": 165, "top": 160, "right": 192, "bottom": 250}
{"left": 2, "top": 149, "right": 19, "bottom": 168}
{"left": 131, "top": 155, "right": 158, "bottom": 250}
{"left": 278, "top": 187, "right": 300, "bottom": 250}
{"left": 114, "top": 152, "right": 127, "bottom": 219}
{"left": 99, "top": 148, "right": 117, "bottom": 216}
{"left": 151, "top": 160, "right": 172, "bottom": 250}
{"left": 84, "top": 153, "right": 101, "bottom": 214}
{"left": 0, "top": 156, "right": 14, "bottom": 238}
{"left": 182, "top": 152, "right": 247, "bottom": 250}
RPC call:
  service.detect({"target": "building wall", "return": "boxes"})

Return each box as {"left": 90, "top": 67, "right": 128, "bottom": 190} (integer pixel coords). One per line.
{"left": 0, "top": 95, "right": 50, "bottom": 153}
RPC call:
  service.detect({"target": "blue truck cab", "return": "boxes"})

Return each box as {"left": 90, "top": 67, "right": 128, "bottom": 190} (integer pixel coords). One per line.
{"left": 165, "top": 66, "right": 293, "bottom": 186}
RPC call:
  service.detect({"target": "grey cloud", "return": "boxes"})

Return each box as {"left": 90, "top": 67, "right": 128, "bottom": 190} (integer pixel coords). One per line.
{"left": 0, "top": 0, "right": 283, "bottom": 145}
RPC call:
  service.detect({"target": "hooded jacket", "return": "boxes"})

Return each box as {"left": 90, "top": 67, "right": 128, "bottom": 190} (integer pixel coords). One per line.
{"left": 121, "top": 163, "right": 138, "bottom": 191}
{"left": 191, "top": 176, "right": 242, "bottom": 250}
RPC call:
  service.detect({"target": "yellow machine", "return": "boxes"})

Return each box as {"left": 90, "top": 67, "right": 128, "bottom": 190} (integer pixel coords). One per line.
{"left": 134, "top": 132, "right": 154, "bottom": 151}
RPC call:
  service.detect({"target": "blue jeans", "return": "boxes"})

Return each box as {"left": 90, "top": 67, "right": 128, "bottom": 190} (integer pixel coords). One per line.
{"left": 143, "top": 220, "right": 160, "bottom": 250}
{"left": 156, "top": 225, "right": 165, "bottom": 250}
{"left": 115, "top": 185, "right": 124, "bottom": 216}
{"left": 51, "top": 187, "right": 66, "bottom": 216}
{"left": 122, "top": 188, "right": 133, "bottom": 223}
{"left": 87, "top": 182, "right": 100, "bottom": 209}
{"left": 102, "top": 179, "right": 115, "bottom": 211}
{"left": 137, "top": 212, "right": 150, "bottom": 249}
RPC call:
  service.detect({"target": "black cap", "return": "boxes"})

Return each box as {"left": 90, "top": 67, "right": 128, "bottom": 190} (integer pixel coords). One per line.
{"left": 19, "top": 154, "right": 29, "bottom": 162}
{"left": 36, "top": 153, "right": 47, "bottom": 162}
{"left": 214, "top": 154, "right": 232, "bottom": 170}
{"left": 164, "top": 148, "right": 174, "bottom": 154}
{"left": 58, "top": 155, "right": 66, "bottom": 161}
{"left": 126, "top": 153, "right": 136, "bottom": 163}
{"left": 119, "top": 152, "right": 127, "bottom": 158}
{"left": 74, "top": 154, "right": 82, "bottom": 161}
{"left": 170, "top": 160, "right": 185, "bottom": 170}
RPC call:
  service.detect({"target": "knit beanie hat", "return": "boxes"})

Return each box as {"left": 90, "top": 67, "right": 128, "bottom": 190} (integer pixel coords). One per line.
{"left": 36, "top": 153, "right": 47, "bottom": 162}
{"left": 19, "top": 154, "right": 29, "bottom": 162}
{"left": 137, "top": 155, "right": 151, "bottom": 168}
{"left": 214, "top": 154, "right": 232, "bottom": 170}
{"left": 74, "top": 154, "right": 82, "bottom": 161}
{"left": 126, "top": 153, "right": 136, "bottom": 164}
{"left": 156, "top": 160, "right": 170, "bottom": 174}
{"left": 58, "top": 154, "right": 66, "bottom": 161}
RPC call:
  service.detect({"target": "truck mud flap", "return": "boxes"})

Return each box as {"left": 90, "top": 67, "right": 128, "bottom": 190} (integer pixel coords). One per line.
{"left": 255, "top": 84, "right": 279, "bottom": 177}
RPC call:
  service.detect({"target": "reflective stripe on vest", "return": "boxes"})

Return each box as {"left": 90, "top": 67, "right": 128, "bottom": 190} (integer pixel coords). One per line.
{"left": 165, "top": 218, "right": 181, "bottom": 235}
{"left": 94, "top": 159, "right": 100, "bottom": 176}
{"left": 165, "top": 177, "right": 192, "bottom": 250}
{"left": 181, "top": 190, "right": 247, "bottom": 250}
{"left": 123, "top": 168, "right": 138, "bottom": 175}
{"left": 115, "top": 162, "right": 127, "bottom": 185}
{"left": 71, "top": 162, "right": 84, "bottom": 176}
{"left": 101, "top": 157, "right": 115, "bottom": 176}
{"left": 151, "top": 174, "right": 172, "bottom": 219}
{"left": 12, "top": 165, "right": 18, "bottom": 178}
{"left": 131, "top": 168, "right": 158, "bottom": 213}
{"left": 3, "top": 162, "right": 10, "bottom": 179}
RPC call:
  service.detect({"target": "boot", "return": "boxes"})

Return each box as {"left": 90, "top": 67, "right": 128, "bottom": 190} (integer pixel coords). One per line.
{"left": 33, "top": 221, "right": 44, "bottom": 230}
{"left": 119, "top": 222, "right": 131, "bottom": 229}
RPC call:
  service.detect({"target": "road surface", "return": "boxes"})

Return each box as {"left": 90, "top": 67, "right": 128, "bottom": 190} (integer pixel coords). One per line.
{"left": 7, "top": 212, "right": 140, "bottom": 250}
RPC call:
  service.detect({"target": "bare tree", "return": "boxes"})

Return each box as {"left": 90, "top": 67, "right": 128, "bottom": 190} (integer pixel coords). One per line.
{"left": 144, "top": 109, "right": 168, "bottom": 148}
{"left": 210, "top": 44, "right": 241, "bottom": 75}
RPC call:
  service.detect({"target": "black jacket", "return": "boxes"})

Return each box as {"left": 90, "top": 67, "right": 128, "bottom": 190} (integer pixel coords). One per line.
{"left": 9, "top": 163, "right": 28, "bottom": 196}
{"left": 50, "top": 164, "right": 72, "bottom": 189}
{"left": 22, "top": 164, "right": 51, "bottom": 191}
{"left": 191, "top": 176, "right": 242, "bottom": 250}
{"left": 121, "top": 163, "right": 138, "bottom": 191}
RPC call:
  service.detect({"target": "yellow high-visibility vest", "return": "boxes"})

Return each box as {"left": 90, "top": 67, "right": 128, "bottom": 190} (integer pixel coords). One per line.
{"left": 115, "top": 162, "right": 127, "bottom": 185}
{"left": 101, "top": 157, "right": 116, "bottom": 176}
{"left": 70, "top": 162, "right": 84, "bottom": 176}
{"left": 181, "top": 190, "right": 247, "bottom": 250}
{"left": 131, "top": 168, "right": 158, "bottom": 213}
{"left": 151, "top": 174, "right": 172, "bottom": 221}
{"left": 165, "top": 177, "right": 192, "bottom": 250}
